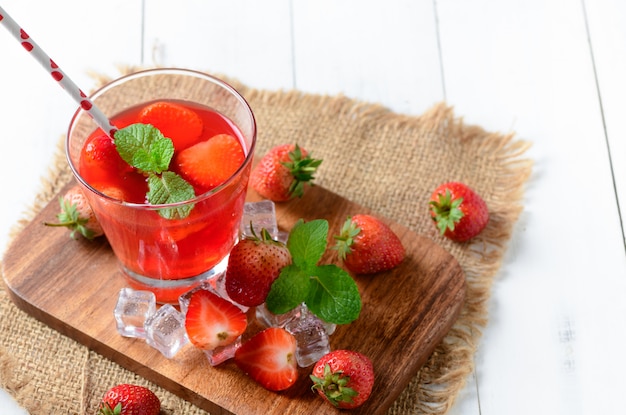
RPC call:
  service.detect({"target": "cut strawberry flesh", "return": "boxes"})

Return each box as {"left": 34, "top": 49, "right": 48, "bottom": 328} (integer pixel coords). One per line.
{"left": 138, "top": 101, "right": 204, "bottom": 151}
{"left": 175, "top": 133, "right": 245, "bottom": 193}
{"left": 184, "top": 289, "right": 247, "bottom": 350}
{"left": 234, "top": 327, "right": 298, "bottom": 391}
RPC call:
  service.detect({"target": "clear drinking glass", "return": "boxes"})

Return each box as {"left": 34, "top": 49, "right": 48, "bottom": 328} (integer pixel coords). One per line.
{"left": 66, "top": 68, "right": 256, "bottom": 303}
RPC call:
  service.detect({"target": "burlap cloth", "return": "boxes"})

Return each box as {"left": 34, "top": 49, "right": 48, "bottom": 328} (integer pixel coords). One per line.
{"left": 0, "top": 67, "right": 532, "bottom": 414}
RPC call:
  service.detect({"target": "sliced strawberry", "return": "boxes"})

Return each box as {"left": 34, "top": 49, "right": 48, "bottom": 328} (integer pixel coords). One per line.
{"left": 185, "top": 289, "right": 247, "bottom": 350}
{"left": 234, "top": 327, "right": 298, "bottom": 391}
{"left": 138, "top": 101, "right": 204, "bottom": 151}
{"left": 175, "top": 134, "right": 245, "bottom": 192}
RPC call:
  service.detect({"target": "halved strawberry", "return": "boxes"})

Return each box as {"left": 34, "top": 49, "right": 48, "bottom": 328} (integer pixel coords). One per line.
{"left": 138, "top": 101, "right": 204, "bottom": 151}
{"left": 234, "top": 327, "right": 298, "bottom": 391}
{"left": 185, "top": 289, "right": 247, "bottom": 350}
{"left": 175, "top": 134, "right": 245, "bottom": 192}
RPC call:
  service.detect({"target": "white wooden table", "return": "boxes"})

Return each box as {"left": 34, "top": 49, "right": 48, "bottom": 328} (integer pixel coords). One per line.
{"left": 1, "top": 1, "right": 624, "bottom": 414}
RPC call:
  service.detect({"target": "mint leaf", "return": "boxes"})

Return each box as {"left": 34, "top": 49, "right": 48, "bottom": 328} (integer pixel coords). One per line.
{"left": 147, "top": 171, "right": 196, "bottom": 219}
{"left": 266, "top": 218, "right": 363, "bottom": 325}
{"left": 306, "top": 265, "right": 362, "bottom": 325}
{"left": 265, "top": 264, "right": 311, "bottom": 314}
{"left": 114, "top": 124, "right": 174, "bottom": 173}
{"left": 287, "top": 219, "right": 328, "bottom": 269}
{"left": 113, "top": 123, "right": 197, "bottom": 219}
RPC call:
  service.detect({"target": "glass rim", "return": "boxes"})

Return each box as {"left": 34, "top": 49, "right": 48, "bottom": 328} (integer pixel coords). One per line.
{"left": 65, "top": 67, "right": 257, "bottom": 209}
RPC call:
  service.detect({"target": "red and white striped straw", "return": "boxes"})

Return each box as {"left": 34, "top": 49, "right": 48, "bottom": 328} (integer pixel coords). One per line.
{"left": 0, "top": 6, "right": 118, "bottom": 137}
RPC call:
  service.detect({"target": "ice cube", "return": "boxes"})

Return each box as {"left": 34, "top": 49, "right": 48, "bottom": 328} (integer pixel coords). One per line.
{"left": 240, "top": 201, "right": 277, "bottom": 239}
{"left": 203, "top": 336, "right": 242, "bottom": 366}
{"left": 210, "top": 272, "right": 250, "bottom": 312}
{"left": 144, "top": 304, "right": 189, "bottom": 359}
{"left": 114, "top": 288, "right": 156, "bottom": 338}
{"left": 274, "top": 230, "right": 290, "bottom": 244}
{"left": 178, "top": 281, "right": 214, "bottom": 316}
{"left": 255, "top": 303, "right": 302, "bottom": 328}
{"left": 179, "top": 274, "right": 248, "bottom": 315}
{"left": 284, "top": 307, "right": 331, "bottom": 368}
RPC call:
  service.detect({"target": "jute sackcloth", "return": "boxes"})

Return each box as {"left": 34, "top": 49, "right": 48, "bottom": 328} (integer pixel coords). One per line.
{"left": 0, "top": 67, "right": 532, "bottom": 414}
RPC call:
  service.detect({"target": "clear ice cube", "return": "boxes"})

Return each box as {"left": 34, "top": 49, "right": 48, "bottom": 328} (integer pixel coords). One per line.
{"left": 144, "top": 304, "right": 189, "bottom": 359}
{"left": 255, "top": 303, "right": 302, "bottom": 328}
{"left": 203, "top": 336, "right": 242, "bottom": 366}
{"left": 274, "top": 230, "right": 290, "bottom": 244}
{"left": 240, "top": 201, "right": 277, "bottom": 239}
{"left": 114, "top": 288, "right": 156, "bottom": 338}
{"left": 178, "top": 274, "right": 248, "bottom": 315}
{"left": 284, "top": 306, "right": 331, "bottom": 367}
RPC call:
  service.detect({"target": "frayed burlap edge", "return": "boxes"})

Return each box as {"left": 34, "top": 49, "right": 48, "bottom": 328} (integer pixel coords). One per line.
{"left": 0, "top": 66, "right": 532, "bottom": 414}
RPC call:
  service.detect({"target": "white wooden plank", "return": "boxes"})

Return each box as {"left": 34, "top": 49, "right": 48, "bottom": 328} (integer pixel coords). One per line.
{"left": 0, "top": 2, "right": 142, "bottom": 412}
{"left": 437, "top": 0, "right": 626, "bottom": 414}
{"left": 291, "top": 0, "right": 443, "bottom": 115}
{"left": 142, "top": 0, "right": 294, "bottom": 90}
{"left": 0, "top": 0, "right": 143, "bottom": 252}
{"left": 584, "top": 0, "right": 626, "bottom": 245}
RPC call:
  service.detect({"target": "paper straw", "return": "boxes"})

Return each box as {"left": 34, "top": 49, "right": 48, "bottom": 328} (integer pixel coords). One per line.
{"left": 0, "top": 6, "right": 118, "bottom": 137}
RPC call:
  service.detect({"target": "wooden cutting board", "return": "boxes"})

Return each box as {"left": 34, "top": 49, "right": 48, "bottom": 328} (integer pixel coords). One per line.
{"left": 2, "top": 181, "right": 465, "bottom": 415}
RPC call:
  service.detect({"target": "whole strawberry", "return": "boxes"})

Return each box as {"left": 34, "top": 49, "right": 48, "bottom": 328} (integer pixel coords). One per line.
{"left": 250, "top": 143, "right": 322, "bottom": 202}
{"left": 333, "top": 214, "right": 405, "bottom": 274}
{"left": 429, "top": 181, "right": 489, "bottom": 242}
{"left": 310, "top": 350, "right": 375, "bottom": 409}
{"left": 98, "top": 384, "right": 160, "bottom": 415}
{"left": 44, "top": 184, "right": 103, "bottom": 240}
{"left": 225, "top": 228, "right": 292, "bottom": 307}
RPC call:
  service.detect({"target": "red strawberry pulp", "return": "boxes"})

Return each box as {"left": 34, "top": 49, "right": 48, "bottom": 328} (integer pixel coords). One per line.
{"left": 78, "top": 99, "right": 251, "bottom": 303}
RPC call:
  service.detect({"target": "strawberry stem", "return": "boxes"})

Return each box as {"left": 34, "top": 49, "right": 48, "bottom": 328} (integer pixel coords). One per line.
{"left": 429, "top": 190, "right": 464, "bottom": 235}
{"left": 281, "top": 144, "right": 322, "bottom": 198}
{"left": 332, "top": 217, "right": 361, "bottom": 260}
{"left": 310, "top": 364, "right": 358, "bottom": 407}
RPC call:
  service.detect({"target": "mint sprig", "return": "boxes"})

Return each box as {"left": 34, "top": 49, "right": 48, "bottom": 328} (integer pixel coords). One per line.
{"left": 265, "top": 219, "right": 362, "bottom": 325}
{"left": 114, "top": 123, "right": 196, "bottom": 219}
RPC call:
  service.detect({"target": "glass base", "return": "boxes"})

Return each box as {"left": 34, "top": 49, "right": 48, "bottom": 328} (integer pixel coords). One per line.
{"left": 121, "top": 255, "right": 229, "bottom": 304}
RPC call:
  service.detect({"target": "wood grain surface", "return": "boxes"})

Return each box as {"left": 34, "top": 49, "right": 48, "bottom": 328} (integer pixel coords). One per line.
{"left": 2, "top": 181, "right": 465, "bottom": 415}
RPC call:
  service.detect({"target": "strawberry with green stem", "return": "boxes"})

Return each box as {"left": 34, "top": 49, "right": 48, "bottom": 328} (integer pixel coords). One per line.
{"left": 429, "top": 181, "right": 489, "bottom": 242}
{"left": 98, "top": 384, "right": 160, "bottom": 415}
{"left": 250, "top": 143, "right": 322, "bottom": 202}
{"left": 310, "top": 349, "right": 375, "bottom": 409}
{"left": 224, "top": 226, "right": 292, "bottom": 307}
{"left": 44, "top": 184, "right": 103, "bottom": 240}
{"left": 334, "top": 214, "right": 405, "bottom": 275}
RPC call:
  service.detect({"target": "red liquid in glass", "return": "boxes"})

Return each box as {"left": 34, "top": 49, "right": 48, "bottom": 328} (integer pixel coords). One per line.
{"left": 78, "top": 100, "right": 250, "bottom": 303}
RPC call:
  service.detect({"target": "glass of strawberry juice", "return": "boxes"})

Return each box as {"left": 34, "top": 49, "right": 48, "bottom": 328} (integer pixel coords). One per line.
{"left": 66, "top": 68, "right": 256, "bottom": 303}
